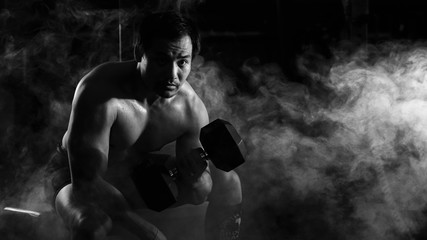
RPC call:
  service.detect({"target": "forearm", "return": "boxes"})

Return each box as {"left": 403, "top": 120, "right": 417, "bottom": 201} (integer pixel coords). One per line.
{"left": 174, "top": 169, "right": 212, "bottom": 206}
{"left": 160, "top": 154, "right": 212, "bottom": 206}
{"left": 67, "top": 147, "right": 128, "bottom": 212}
{"left": 67, "top": 145, "right": 108, "bottom": 186}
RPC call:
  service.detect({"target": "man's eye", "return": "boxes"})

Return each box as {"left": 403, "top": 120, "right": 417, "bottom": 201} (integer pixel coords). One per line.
{"left": 177, "top": 59, "right": 189, "bottom": 67}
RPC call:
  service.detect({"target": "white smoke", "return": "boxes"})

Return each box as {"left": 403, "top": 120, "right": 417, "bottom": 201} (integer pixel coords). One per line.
{"left": 188, "top": 42, "right": 427, "bottom": 240}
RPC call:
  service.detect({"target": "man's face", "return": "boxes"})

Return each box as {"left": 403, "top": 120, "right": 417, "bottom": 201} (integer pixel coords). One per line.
{"left": 142, "top": 35, "right": 193, "bottom": 98}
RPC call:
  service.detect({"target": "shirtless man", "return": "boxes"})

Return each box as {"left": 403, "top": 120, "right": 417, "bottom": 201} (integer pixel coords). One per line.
{"left": 52, "top": 11, "right": 242, "bottom": 240}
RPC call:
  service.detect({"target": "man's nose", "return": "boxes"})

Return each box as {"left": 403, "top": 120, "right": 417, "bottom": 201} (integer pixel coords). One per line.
{"left": 166, "top": 62, "right": 179, "bottom": 81}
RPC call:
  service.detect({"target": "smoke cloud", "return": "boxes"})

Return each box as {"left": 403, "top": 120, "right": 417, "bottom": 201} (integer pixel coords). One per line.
{"left": 3, "top": 0, "right": 427, "bottom": 240}
{"left": 188, "top": 42, "right": 427, "bottom": 240}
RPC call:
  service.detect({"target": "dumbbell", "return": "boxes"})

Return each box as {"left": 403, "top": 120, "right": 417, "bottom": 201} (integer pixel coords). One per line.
{"left": 131, "top": 119, "right": 246, "bottom": 211}
{"left": 200, "top": 119, "right": 246, "bottom": 171}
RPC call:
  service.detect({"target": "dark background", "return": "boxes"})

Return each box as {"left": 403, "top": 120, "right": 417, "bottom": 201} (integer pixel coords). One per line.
{"left": 1, "top": 0, "right": 427, "bottom": 239}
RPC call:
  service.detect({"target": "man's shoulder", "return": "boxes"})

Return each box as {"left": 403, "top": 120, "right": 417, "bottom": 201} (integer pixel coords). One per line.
{"left": 176, "top": 82, "right": 209, "bottom": 128}
{"left": 72, "top": 61, "right": 133, "bottom": 111}
{"left": 179, "top": 82, "right": 205, "bottom": 111}
{"left": 77, "top": 61, "right": 135, "bottom": 97}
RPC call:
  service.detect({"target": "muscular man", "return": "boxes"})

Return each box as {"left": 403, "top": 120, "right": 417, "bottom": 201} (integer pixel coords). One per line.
{"left": 51, "top": 11, "right": 242, "bottom": 240}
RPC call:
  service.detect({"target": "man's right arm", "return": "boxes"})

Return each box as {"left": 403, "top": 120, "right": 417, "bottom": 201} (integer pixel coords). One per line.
{"left": 65, "top": 75, "right": 117, "bottom": 191}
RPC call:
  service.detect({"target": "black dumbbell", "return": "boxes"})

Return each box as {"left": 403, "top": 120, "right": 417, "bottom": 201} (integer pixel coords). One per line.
{"left": 132, "top": 119, "right": 246, "bottom": 211}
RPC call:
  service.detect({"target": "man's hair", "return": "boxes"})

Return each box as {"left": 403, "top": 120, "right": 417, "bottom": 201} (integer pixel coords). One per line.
{"left": 134, "top": 11, "right": 201, "bottom": 59}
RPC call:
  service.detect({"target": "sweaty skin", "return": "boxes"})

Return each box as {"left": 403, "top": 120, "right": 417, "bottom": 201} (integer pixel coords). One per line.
{"left": 55, "top": 36, "right": 241, "bottom": 240}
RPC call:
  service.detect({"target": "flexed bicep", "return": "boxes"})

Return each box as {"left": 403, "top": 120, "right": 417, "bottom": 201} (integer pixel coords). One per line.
{"left": 66, "top": 80, "right": 117, "bottom": 185}
{"left": 175, "top": 95, "right": 209, "bottom": 179}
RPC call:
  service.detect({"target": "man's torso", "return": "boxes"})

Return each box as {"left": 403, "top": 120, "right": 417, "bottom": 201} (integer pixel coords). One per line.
{"left": 61, "top": 61, "right": 200, "bottom": 207}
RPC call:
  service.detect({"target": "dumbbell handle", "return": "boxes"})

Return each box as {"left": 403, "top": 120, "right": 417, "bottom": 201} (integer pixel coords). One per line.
{"left": 166, "top": 167, "right": 179, "bottom": 180}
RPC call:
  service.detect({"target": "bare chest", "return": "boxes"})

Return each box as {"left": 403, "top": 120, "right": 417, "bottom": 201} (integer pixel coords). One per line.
{"left": 109, "top": 99, "right": 185, "bottom": 154}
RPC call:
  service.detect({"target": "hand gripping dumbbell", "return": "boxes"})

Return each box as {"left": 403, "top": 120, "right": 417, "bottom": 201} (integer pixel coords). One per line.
{"left": 131, "top": 119, "right": 246, "bottom": 211}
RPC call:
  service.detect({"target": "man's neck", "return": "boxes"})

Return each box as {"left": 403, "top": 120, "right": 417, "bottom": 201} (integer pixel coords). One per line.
{"left": 134, "top": 61, "right": 161, "bottom": 105}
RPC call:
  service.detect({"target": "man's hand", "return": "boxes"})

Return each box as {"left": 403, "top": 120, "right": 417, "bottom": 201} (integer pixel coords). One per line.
{"left": 177, "top": 148, "right": 209, "bottom": 181}
{"left": 69, "top": 204, "right": 112, "bottom": 240}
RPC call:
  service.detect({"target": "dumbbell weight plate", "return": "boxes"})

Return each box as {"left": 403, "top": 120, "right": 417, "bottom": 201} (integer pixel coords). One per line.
{"left": 200, "top": 119, "right": 246, "bottom": 172}
{"left": 131, "top": 164, "right": 178, "bottom": 212}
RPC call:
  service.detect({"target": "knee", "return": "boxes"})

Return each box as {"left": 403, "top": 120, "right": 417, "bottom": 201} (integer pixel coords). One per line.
{"left": 224, "top": 171, "right": 242, "bottom": 202}
{"left": 211, "top": 170, "right": 242, "bottom": 204}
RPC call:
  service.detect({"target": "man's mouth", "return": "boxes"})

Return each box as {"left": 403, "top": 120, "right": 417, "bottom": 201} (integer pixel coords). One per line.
{"left": 164, "top": 83, "right": 176, "bottom": 90}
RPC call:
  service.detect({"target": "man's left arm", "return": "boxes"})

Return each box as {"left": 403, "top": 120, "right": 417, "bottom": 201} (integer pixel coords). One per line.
{"left": 174, "top": 96, "right": 212, "bottom": 205}
{"left": 175, "top": 94, "right": 243, "bottom": 240}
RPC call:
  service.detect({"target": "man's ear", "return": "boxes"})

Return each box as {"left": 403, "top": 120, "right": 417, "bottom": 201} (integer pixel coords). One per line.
{"left": 134, "top": 44, "right": 143, "bottom": 61}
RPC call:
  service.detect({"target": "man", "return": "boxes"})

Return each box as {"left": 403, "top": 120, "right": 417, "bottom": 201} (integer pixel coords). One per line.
{"left": 52, "top": 11, "right": 242, "bottom": 240}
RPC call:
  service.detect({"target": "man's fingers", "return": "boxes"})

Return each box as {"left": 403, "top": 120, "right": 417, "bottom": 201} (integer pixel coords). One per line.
{"left": 187, "top": 148, "right": 208, "bottom": 177}
{"left": 177, "top": 148, "right": 208, "bottom": 180}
